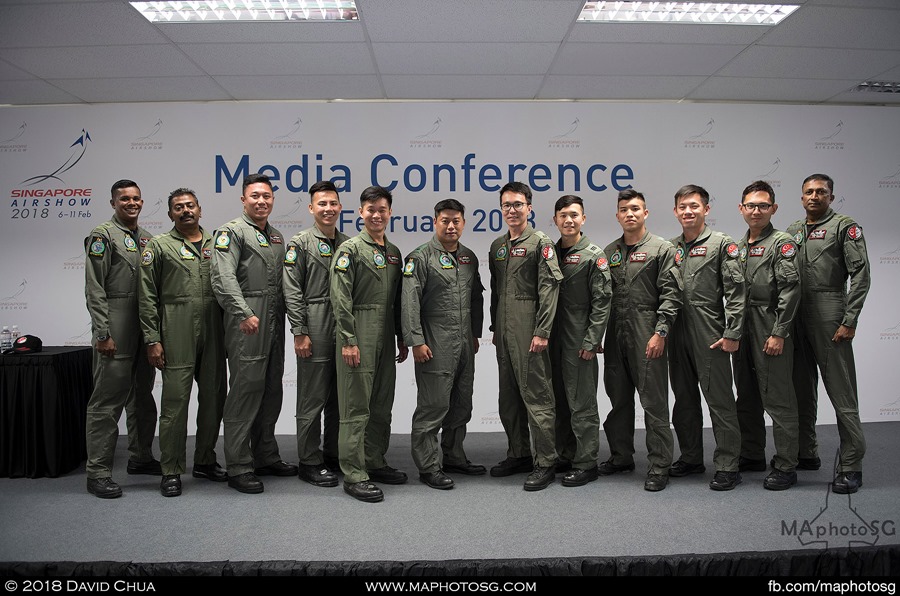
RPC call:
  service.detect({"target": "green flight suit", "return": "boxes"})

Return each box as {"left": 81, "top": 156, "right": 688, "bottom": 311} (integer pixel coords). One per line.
{"left": 550, "top": 235, "right": 612, "bottom": 469}
{"left": 489, "top": 226, "right": 563, "bottom": 468}
{"left": 402, "top": 236, "right": 485, "bottom": 473}
{"left": 283, "top": 224, "right": 349, "bottom": 466}
{"left": 732, "top": 224, "right": 801, "bottom": 472}
{"left": 84, "top": 216, "right": 158, "bottom": 480}
{"left": 602, "top": 232, "right": 679, "bottom": 475}
{"left": 138, "top": 227, "right": 226, "bottom": 476}
{"left": 210, "top": 214, "right": 287, "bottom": 476}
{"left": 330, "top": 230, "right": 403, "bottom": 484}
{"left": 669, "top": 226, "right": 745, "bottom": 472}
{"left": 786, "top": 208, "right": 870, "bottom": 472}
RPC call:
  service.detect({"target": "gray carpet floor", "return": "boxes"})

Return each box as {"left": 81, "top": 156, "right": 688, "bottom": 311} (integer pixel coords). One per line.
{"left": 1, "top": 422, "right": 898, "bottom": 564}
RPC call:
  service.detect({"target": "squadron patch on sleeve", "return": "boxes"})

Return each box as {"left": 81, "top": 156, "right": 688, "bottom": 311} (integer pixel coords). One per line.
{"left": 140, "top": 249, "right": 153, "bottom": 266}
{"left": 215, "top": 230, "right": 231, "bottom": 251}
{"left": 596, "top": 257, "right": 609, "bottom": 271}
{"left": 542, "top": 245, "right": 554, "bottom": 260}
{"left": 284, "top": 245, "right": 298, "bottom": 265}
{"left": 781, "top": 242, "right": 797, "bottom": 258}
{"left": 847, "top": 225, "right": 863, "bottom": 241}
{"left": 403, "top": 259, "right": 415, "bottom": 276}
{"left": 88, "top": 236, "right": 106, "bottom": 258}
{"left": 335, "top": 252, "right": 350, "bottom": 272}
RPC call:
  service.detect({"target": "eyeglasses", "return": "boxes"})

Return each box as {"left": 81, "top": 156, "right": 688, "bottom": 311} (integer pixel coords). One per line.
{"left": 741, "top": 203, "right": 774, "bottom": 212}
{"left": 500, "top": 201, "right": 528, "bottom": 212}
{"left": 803, "top": 188, "right": 831, "bottom": 197}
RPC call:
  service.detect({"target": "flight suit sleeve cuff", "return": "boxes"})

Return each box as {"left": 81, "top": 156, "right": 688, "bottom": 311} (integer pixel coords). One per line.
{"left": 144, "top": 333, "right": 161, "bottom": 344}
{"left": 406, "top": 332, "right": 426, "bottom": 347}
{"left": 723, "top": 329, "right": 742, "bottom": 341}
{"left": 343, "top": 336, "right": 358, "bottom": 347}
{"left": 581, "top": 339, "right": 598, "bottom": 352}
{"left": 841, "top": 316, "right": 858, "bottom": 329}
{"left": 291, "top": 325, "right": 309, "bottom": 336}
{"left": 532, "top": 326, "right": 551, "bottom": 339}
{"left": 770, "top": 324, "right": 790, "bottom": 339}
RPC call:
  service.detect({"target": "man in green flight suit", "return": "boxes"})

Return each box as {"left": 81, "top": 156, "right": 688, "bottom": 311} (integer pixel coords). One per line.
{"left": 139, "top": 188, "right": 227, "bottom": 497}
{"left": 601, "top": 189, "right": 680, "bottom": 492}
{"left": 211, "top": 173, "right": 297, "bottom": 494}
{"left": 283, "top": 180, "right": 349, "bottom": 488}
{"left": 489, "top": 181, "right": 564, "bottom": 492}
{"left": 84, "top": 179, "right": 160, "bottom": 499}
{"left": 668, "top": 184, "right": 746, "bottom": 491}
{"left": 331, "top": 185, "right": 409, "bottom": 503}
{"left": 402, "top": 198, "right": 485, "bottom": 490}
{"left": 732, "top": 180, "right": 801, "bottom": 491}
{"left": 787, "top": 173, "right": 870, "bottom": 494}
{"left": 550, "top": 195, "right": 612, "bottom": 487}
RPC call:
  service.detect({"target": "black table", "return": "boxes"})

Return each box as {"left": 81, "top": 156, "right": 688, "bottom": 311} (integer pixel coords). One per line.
{"left": 0, "top": 346, "right": 92, "bottom": 478}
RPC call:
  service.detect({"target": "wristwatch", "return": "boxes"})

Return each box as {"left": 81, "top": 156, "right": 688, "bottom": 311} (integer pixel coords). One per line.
{"left": 655, "top": 329, "right": 668, "bottom": 338}
{"left": 97, "top": 335, "right": 109, "bottom": 341}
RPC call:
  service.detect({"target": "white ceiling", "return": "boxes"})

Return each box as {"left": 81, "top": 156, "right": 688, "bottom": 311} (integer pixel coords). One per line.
{"left": 1, "top": 0, "right": 899, "bottom": 106}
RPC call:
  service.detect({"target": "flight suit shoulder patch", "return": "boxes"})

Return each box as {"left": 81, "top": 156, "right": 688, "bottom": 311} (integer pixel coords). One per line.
{"left": 215, "top": 229, "right": 231, "bottom": 251}
{"left": 140, "top": 249, "right": 154, "bottom": 266}
{"left": 596, "top": 256, "right": 609, "bottom": 271}
{"left": 334, "top": 252, "right": 351, "bottom": 272}
{"left": 87, "top": 235, "right": 107, "bottom": 258}
{"left": 780, "top": 242, "right": 797, "bottom": 258}
{"left": 847, "top": 224, "right": 863, "bottom": 241}
{"left": 725, "top": 243, "right": 739, "bottom": 258}
{"left": 541, "top": 245, "right": 554, "bottom": 260}
{"left": 403, "top": 258, "right": 415, "bottom": 276}
{"left": 284, "top": 244, "right": 298, "bottom": 265}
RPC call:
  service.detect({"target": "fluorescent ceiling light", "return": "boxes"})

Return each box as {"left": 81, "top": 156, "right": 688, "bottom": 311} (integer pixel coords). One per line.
{"left": 852, "top": 81, "right": 900, "bottom": 94}
{"left": 130, "top": 1, "right": 358, "bottom": 23}
{"left": 578, "top": 2, "right": 800, "bottom": 25}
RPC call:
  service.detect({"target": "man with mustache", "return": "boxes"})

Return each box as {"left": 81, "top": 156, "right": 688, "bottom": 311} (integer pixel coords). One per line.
{"left": 139, "top": 188, "right": 227, "bottom": 497}
{"left": 787, "top": 173, "right": 870, "bottom": 494}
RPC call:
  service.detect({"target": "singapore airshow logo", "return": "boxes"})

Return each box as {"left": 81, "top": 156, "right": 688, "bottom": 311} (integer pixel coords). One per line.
{"left": 64, "top": 321, "right": 93, "bottom": 347}
{"left": 684, "top": 118, "right": 716, "bottom": 149}
{"left": 780, "top": 452, "right": 895, "bottom": 549}
{"left": 283, "top": 365, "right": 297, "bottom": 388}
{"left": 270, "top": 117, "right": 303, "bottom": 150}
{"left": 0, "top": 121, "right": 27, "bottom": 153}
{"left": 755, "top": 157, "right": 783, "bottom": 188}
{"left": 547, "top": 117, "right": 581, "bottom": 149}
{"left": 269, "top": 195, "right": 306, "bottom": 230}
{"left": 9, "top": 128, "right": 95, "bottom": 222}
{"left": 138, "top": 197, "right": 167, "bottom": 232}
{"left": 131, "top": 118, "right": 163, "bottom": 151}
{"left": 409, "top": 117, "right": 443, "bottom": 149}
{"left": 63, "top": 249, "right": 86, "bottom": 271}
{"left": 880, "top": 320, "right": 900, "bottom": 341}
{"left": 880, "top": 246, "right": 900, "bottom": 266}
{"left": 0, "top": 279, "right": 28, "bottom": 312}
{"left": 880, "top": 396, "right": 900, "bottom": 418}
{"left": 876, "top": 165, "right": 900, "bottom": 190}
{"left": 814, "top": 119, "right": 845, "bottom": 151}
{"left": 479, "top": 410, "right": 502, "bottom": 427}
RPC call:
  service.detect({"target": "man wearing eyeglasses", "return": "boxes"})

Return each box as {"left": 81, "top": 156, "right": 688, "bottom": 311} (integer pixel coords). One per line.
{"left": 786, "top": 174, "right": 870, "bottom": 495}
{"left": 732, "top": 181, "right": 801, "bottom": 491}
{"left": 211, "top": 173, "right": 297, "bottom": 494}
{"left": 488, "top": 182, "right": 564, "bottom": 491}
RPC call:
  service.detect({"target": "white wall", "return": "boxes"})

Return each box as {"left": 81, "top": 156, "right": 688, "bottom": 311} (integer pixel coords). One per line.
{"left": 2, "top": 101, "right": 898, "bottom": 435}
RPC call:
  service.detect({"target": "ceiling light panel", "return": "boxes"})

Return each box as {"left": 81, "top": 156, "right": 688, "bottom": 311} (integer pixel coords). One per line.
{"left": 578, "top": 2, "right": 800, "bottom": 26}
{"left": 130, "top": 1, "right": 358, "bottom": 23}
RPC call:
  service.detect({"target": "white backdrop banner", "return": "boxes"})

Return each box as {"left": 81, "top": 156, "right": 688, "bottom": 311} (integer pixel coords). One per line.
{"left": 2, "top": 101, "right": 899, "bottom": 435}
